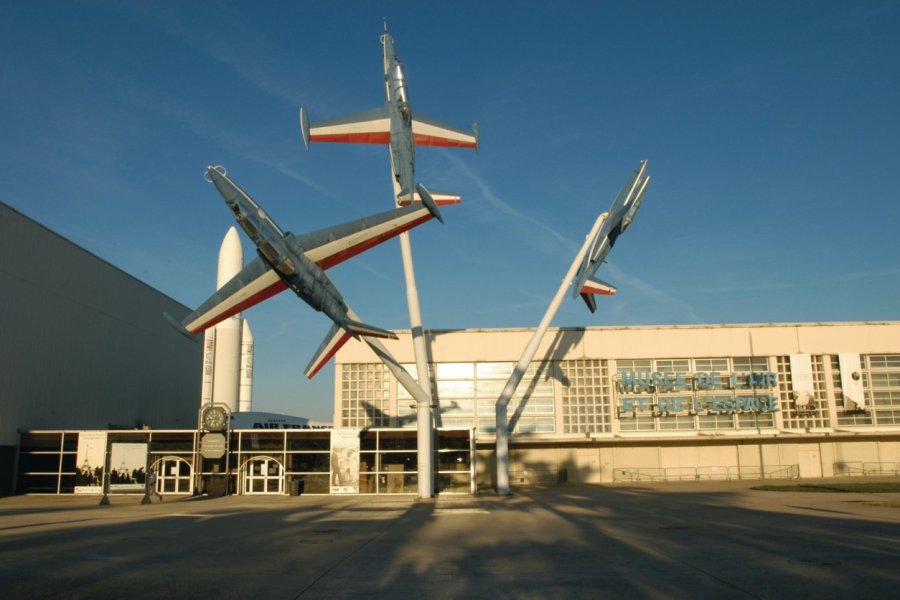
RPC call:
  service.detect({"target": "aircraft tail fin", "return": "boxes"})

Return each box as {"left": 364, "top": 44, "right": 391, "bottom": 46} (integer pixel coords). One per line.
{"left": 299, "top": 107, "right": 310, "bottom": 150}
{"left": 413, "top": 183, "right": 444, "bottom": 224}
{"left": 305, "top": 323, "right": 352, "bottom": 379}
{"left": 578, "top": 277, "right": 617, "bottom": 313}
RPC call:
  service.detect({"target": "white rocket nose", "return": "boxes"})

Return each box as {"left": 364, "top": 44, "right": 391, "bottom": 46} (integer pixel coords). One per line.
{"left": 217, "top": 226, "right": 243, "bottom": 288}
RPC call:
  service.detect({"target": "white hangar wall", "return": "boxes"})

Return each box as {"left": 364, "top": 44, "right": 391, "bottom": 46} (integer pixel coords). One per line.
{"left": 0, "top": 202, "right": 201, "bottom": 448}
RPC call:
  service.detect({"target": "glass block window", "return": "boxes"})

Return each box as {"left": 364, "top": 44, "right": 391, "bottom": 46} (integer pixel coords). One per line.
{"left": 340, "top": 363, "right": 391, "bottom": 428}
{"left": 866, "top": 354, "right": 900, "bottom": 425}
{"left": 560, "top": 359, "right": 610, "bottom": 433}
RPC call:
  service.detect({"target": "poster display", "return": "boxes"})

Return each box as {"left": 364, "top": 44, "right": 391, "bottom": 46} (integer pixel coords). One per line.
{"left": 330, "top": 428, "right": 360, "bottom": 494}
{"left": 74, "top": 432, "right": 107, "bottom": 494}
{"left": 109, "top": 443, "right": 148, "bottom": 492}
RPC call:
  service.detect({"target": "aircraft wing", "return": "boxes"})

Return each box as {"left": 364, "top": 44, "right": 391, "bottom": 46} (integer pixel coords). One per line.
{"left": 179, "top": 257, "right": 286, "bottom": 335}
{"left": 411, "top": 112, "right": 479, "bottom": 149}
{"left": 292, "top": 188, "right": 445, "bottom": 270}
{"left": 301, "top": 106, "right": 391, "bottom": 146}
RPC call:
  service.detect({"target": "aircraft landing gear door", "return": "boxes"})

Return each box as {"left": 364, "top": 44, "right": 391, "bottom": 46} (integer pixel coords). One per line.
{"left": 157, "top": 456, "right": 193, "bottom": 495}
{"left": 244, "top": 457, "right": 284, "bottom": 494}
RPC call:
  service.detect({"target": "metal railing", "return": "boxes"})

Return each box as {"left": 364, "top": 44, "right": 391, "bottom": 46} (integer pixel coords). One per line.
{"left": 613, "top": 464, "right": 800, "bottom": 482}
{"left": 509, "top": 468, "right": 567, "bottom": 486}
{"left": 833, "top": 462, "right": 900, "bottom": 477}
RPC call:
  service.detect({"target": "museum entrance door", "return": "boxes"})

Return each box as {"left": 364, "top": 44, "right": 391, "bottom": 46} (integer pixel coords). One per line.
{"left": 153, "top": 456, "right": 193, "bottom": 495}
{"left": 243, "top": 457, "right": 284, "bottom": 494}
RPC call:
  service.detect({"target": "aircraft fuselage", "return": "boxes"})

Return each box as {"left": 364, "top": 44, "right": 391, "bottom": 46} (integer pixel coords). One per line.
{"left": 217, "top": 171, "right": 352, "bottom": 329}
{"left": 382, "top": 33, "right": 416, "bottom": 203}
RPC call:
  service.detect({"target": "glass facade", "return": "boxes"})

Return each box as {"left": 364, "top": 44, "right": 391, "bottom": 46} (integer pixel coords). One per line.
{"left": 389, "top": 361, "right": 555, "bottom": 435}
{"left": 338, "top": 353, "right": 900, "bottom": 439}
{"left": 16, "top": 428, "right": 474, "bottom": 496}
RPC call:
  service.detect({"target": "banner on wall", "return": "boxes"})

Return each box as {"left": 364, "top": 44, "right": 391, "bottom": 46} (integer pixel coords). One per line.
{"left": 789, "top": 354, "right": 815, "bottom": 407}
{"left": 330, "top": 428, "right": 360, "bottom": 494}
{"left": 74, "top": 432, "right": 107, "bottom": 494}
{"left": 838, "top": 353, "right": 866, "bottom": 409}
{"left": 109, "top": 443, "right": 148, "bottom": 492}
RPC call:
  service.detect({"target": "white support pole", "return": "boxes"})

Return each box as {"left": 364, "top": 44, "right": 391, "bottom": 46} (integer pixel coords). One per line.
{"left": 397, "top": 231, "right": 435, "bottom": 499}
{"left": 387, "top": 159, "right": 434, "bottom": 499}
{"left": 495, "top": 212, "right": 609, "bottom": 495}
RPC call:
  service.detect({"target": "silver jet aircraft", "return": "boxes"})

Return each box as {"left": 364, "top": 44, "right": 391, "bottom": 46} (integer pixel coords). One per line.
{"left": 299, "top": 22, "right": 478, "bottom": 206}
{"left": 571, "top": 159, "right": 650, "bottom": 312}
{"left": 168, "top": 166, "right": 446, "bottom": 374}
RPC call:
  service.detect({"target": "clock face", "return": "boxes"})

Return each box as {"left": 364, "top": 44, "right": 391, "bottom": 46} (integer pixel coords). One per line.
{"left": 203, "top": 407, "right": 228, "bottom": 431}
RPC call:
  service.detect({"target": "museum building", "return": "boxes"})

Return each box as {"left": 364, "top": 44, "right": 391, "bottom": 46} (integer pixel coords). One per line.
{"left": 333, "top": 322, "right": 900, "bottom": 486}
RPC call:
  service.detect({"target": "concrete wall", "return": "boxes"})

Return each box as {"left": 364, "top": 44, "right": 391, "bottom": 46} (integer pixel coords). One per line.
{"left": 338, "top": 322, "right": 900, "bottom": 364}
{"left": 475, "top": 437, "right": 900, "bottom": 488}
{"left": 0, "top": 203, "right": 202, "bottom": 448}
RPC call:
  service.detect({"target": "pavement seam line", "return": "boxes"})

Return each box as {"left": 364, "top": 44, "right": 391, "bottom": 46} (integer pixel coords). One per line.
{"left": 292, "top": 502, "right": 408, "bottom": 599}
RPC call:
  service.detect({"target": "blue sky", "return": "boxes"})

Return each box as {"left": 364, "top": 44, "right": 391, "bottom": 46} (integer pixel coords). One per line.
{"left": 3, "top": 1, "right": 899, "bottom": 421}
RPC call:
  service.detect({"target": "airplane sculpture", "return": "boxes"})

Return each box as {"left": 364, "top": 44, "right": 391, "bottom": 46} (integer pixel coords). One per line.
{"left": 167, "top": 166, "right": 447, "bottom": 375}
{"left": 299, "top": 21, "right": 479, "bottom": 206}
{"left": 571, "top": 159, "right": 650, "bottom": 312}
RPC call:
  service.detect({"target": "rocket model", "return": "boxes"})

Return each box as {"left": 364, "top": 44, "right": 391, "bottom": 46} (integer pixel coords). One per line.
{"left": 201, "top": 226, "right": 254, "bottom": 413}
{"left": 239, "top": 319, "right": 254, "bottom": 412}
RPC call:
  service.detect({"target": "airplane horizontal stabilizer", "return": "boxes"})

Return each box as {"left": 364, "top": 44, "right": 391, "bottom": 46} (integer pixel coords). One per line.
{"left": 396, "top": 188, "right": 461, "bottom": 207}
{"left": 344, "top": 320, "right": 398, "bottom": 340}
{"left": 579, "top": 277, "right": 617, "bottom": 313}
{"left": 305, "top": 323, "right": 352, "bottom": 379}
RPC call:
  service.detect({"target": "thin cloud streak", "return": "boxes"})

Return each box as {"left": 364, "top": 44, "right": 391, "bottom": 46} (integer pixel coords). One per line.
{"left": 603, "top": 262, "right": 702, "bottom": 323}
{"left": 443, "top": 153, "right": 577, "bottom": 253}
{"left": 673, "top": 267, "right": 900, "bottom": 295}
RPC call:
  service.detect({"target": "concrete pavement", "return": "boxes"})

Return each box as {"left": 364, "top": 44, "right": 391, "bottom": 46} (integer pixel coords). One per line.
{"left": 1, "top": 480, "right": 899, "bottom": 599}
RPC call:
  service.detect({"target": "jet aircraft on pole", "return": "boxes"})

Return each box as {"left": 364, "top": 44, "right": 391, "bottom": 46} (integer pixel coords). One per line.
{"left": 299, "top": 22, "right": 479, "bottom": 207}
{"left": 167, "top": 166, "right": 446, "bottom": 374}
{"left": 571, "top": 159, "right": 650, "bottom": 313}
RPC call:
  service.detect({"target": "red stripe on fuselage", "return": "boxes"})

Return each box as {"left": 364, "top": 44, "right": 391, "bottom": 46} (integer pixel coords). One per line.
{"left": 397, "top": 198, "right": 461, "bottom": 207}
{"left": 310, "top": 132, "right": 391, "bottom": 144}
{"left": 412, "top": 134, "right": 477, "bottom": 148}
{"left": 316, "top": 213, "right": 432, "bottom": 270}
{"left": 188, "top": 279, "right": 288, "bottom": 334}
{"left": 581, "top": 285, "right": 615, "bottom": 296}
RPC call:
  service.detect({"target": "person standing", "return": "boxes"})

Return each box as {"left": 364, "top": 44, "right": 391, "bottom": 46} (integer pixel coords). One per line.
{"left": 147, "top": 468, "right": 162, "bottom": 502}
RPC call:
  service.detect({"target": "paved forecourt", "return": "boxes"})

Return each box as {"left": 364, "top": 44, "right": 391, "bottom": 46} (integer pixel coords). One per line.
{"left": 1, "top": 480, "right": 899, "bottom": 599}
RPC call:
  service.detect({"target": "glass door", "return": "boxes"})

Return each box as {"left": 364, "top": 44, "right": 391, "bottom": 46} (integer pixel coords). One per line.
{"left": 244, "top": 457, "right": 284, "bottom": 494}
{"left": 156, "top": 456, "right": 193, "bottom": 495}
